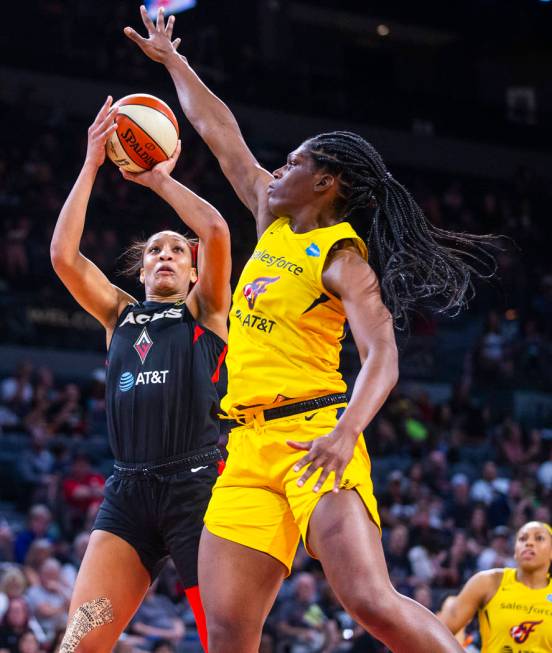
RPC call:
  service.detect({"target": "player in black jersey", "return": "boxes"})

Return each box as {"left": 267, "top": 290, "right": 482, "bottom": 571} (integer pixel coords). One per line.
{"left": 50, "top": 97, "right": 231, "bottom": 653}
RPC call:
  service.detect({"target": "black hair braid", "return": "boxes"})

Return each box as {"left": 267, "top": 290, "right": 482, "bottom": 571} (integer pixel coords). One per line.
{"left": 305, "top": 131, "right": 497, "bottom": 328}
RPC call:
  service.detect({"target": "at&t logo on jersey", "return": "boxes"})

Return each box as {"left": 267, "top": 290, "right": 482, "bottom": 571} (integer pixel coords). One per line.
{"left": 134, "top": 327, "right": 153, "bottom": 364}
{"left": 118, "top": 370, "right": 169, "bottom": 392}
{"left": 510, "top": 620, "right": 543, "bottom": 644}
{"left": 242, "top": 276, "right": 280, "bottom": 309}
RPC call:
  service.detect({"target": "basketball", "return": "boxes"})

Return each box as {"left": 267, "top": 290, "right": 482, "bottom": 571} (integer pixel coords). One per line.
{"left": 106, "top": 93, "right": 179, "bottom": 173}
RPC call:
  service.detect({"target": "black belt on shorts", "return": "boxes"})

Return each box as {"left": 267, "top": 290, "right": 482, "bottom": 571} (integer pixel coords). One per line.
{"left": 225, "top": 393, "right": 347, "bottom": 430}
{"left": 113, "top": 445, "right": 221, "bottom": 478}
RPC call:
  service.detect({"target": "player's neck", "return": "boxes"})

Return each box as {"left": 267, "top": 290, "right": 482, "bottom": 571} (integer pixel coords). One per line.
{"left": 288, "top": 205, "right": 341, "bottom": 234}
{"left": 516, "top": 567, "right": 550, "bottom": 589}
{"left": 144, "top": 291, "right": 188, "bottom": 304}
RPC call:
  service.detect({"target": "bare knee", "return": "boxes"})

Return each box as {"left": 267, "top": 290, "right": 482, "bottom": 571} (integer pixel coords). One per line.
{"left": 208, "top": 613, "right": 262, "bottom": 653}
{"left": 343, "top": 587, "right": 399, "bottom": 633}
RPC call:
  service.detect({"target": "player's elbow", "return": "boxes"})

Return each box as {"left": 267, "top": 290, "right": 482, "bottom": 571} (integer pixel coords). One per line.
{"left": 202, "top": 213, "right": 230, "bottom": 243}
{"left": 50, "top": 242, "right": 74, "bottom": 273}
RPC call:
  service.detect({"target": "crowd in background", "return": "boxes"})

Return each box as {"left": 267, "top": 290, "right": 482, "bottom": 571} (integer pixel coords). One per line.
{"left": 1, "top": 12, "right": 552, "bottom": 647}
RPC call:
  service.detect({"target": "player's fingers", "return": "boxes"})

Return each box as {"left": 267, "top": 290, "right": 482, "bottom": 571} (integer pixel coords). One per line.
{"left": 297, "top": 463, "right": 320, "bottom": 488}
{"left": 94, "top": 96, "right": 112, "bottom": 122}
{"left": 292, "top": 452, "right": 314, "bottom": 472}
{"left": 287, "top": 440, "right": 312, "bottom": 452}
{"left": 169, "top": 139, "right": 182, "bottom": 161}
{"left": 172, "top": 37, "right": 181, "bottom": 50}
{"left": 333, "top": 466, "right": 344, "bottom": 493}
{"left": 99, "top": 121, "right": 119, "bottom": 141}
{"left": 124, "top": 27, "right": 147, "bottom": 46}
{"left": 165, "top": 14, "right": 175, "bottom": 39}
{"left": 140, "top": 4, "right": 156, "bottom": 33}
{"left": 313, "top": 467, "right": 332, "bottom": 493}
{"left": 156, "top": 6, "right": 165, "bottom": 31}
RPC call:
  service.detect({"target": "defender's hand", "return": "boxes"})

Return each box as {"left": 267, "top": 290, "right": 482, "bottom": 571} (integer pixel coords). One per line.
{"left": 85, "top": 96, "right": 118, "bottom": 168}
{"left": 124, "top": 5, "right": 182, "bottom": 65}
{"left": 288, "top": 430, "right": 357, "bottom": 493}
{"left": 119, "top": 140, "right": 182, "bottom": 189}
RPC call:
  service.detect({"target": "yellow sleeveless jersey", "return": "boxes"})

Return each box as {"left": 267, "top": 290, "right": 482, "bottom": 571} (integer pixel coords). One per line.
{"left": 221, "top": 217, "right": 367, "bottom": 414}
{"left": 478, "top": 568, "right": 552, "bottom": 653}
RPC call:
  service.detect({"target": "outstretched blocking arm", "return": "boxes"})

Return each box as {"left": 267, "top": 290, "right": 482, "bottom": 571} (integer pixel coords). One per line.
{"left": 50, "top": 97, "right": 136, "bottom": 338}
{"left": 437, "top": 570, "right": 501, "bottom": 635}
{"left": 120, "top": 142, "right": 231, "bottom": 340}
{"left": 124, "top": 6, "right": 275, "bottom": 236}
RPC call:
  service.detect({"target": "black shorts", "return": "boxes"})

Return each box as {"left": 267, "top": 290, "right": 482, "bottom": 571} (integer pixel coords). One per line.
{"left": 93, "top": 447, "right": 220, "bottom": 587}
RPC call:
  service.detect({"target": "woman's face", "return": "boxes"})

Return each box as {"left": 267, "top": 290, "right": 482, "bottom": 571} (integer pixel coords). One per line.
{"left": 6, "top": 598, "right": 28, "bottom": 628}
{"left": 18, "top": 632, "right": 39, "bottom": 653}
{"left": 141, "top": 232, "right": 196, "bottom": 297}
{"left": 514, "top": 522, "right": 552, "bottom": 572}
{"left": 269, "top": 144, "right": 331, "bottom": 217}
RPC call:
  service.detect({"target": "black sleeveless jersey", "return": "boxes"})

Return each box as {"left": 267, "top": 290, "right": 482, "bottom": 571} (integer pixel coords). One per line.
{"left": 105, "top": 300, "right": 227, "bottom": 463}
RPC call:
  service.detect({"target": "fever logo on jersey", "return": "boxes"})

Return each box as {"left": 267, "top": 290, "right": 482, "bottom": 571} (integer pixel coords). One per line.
{"left": 242, "top": 276, "right": 280, "bottom": 310}
{"left": 134, "top": 327, "right": 153, "bottom": 364}
{"left": 510, "top": 620, "right": 543, "bottom": 643}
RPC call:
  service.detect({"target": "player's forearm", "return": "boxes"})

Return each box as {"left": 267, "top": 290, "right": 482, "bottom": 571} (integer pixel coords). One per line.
{"left": 50, "top": 162, "right": 97, "bottom": 268}
{"left": 335, "top": 343, "right": 399, "bottom": 440}
{"left": 164, "top": 52, "right": 240, "bottom": 158}
{"left": 151, "top": 173, "right": 229, "bottom": 244}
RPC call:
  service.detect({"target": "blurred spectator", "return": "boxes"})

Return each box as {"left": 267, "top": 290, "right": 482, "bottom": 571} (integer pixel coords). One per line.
{"left": 47, "top": 384, "right": 85, "bottom": 437}
{"left": 0, "top": 598, "right": 45, "bottom": 652}
{"left": 444, "top": 474, "right": 474, "bottom": 530}
{"left": 0, "top": 568, "right": 27, "bottom": 620}
{"left": 13, "top": 630, "right": 40, "bottom": 653}
{"left": 470, "top": 461, "right": 509, "bottom": 506}
{"left": 17, "top": 432, "right": 55, "bottom": 509}
{"left": 276, "top": 572, "right": 339, "bottom": 653}
{"left": 25, "top": 558, "right": 70, "bottom": 644}
{"left": 61, "top": 453, "right": 104, "bottom": 534}
{"left": 476, "top": 526, "right": 516, "bottom": 571}
{"left": 129, "top": 582, "right": 186, "bottom": 651}
{"left": 13, "top": 506, "right": 52, "bottom": 565}
{"left": 0, "top": 363, "right": 33, "bottom": 421}
{"left": 385, "top": 524, "right": 414, "bottom": 594}
{"left": 60, "top": 531, "right": 90, "bottom": 590}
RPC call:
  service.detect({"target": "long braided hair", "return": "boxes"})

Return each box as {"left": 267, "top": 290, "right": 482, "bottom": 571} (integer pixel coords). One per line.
{"left": 304, "top": 131, "right": 496, "bottom": 328}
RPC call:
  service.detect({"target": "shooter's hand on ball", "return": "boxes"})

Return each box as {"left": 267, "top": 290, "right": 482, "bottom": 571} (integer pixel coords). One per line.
{"left": 124, "top": 5, "right": 181, "bottom": 65}
{"left": 119, "top": 140, "right": 182, "bottom": 190}
{"left": 85, "top": 97, "right": 118, "bottom": 169}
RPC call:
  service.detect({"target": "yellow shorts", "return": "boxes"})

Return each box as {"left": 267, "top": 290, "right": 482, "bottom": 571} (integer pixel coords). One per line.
{"left": 204, "top": 405, "right": 381, "bottom": 575}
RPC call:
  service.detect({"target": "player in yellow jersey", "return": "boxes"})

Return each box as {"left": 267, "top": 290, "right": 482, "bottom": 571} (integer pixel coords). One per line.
{"left": 126, "top": 7, "right": 495, "bottom": 653}
{"left": 438, "top": 521, "right": 552, "bottom": 652}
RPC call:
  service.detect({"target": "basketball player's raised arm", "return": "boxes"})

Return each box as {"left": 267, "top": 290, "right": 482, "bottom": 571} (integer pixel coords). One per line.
{"left": 437, "top": 570, "right": 499, "bottom": 635}
{"left": 50, "top": 97, "right": 136, "bottom": 334}
{"left": 124, "top": 6, "right": 275, "bottom": 236}
{"left": 119, "top": 142, "right": 231, "bottom": 335}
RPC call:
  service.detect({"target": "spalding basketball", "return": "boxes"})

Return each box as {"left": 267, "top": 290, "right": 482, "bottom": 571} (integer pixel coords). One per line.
{"left": 106, "top": 94, "right": 179, "bottom": 173}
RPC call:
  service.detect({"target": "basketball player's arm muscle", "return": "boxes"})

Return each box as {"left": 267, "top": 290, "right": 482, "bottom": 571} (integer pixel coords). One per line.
{"left": 289, "top": 248, "right": 399, "bottom": 491}
{"left": 124, "top": 6, "right": 275, "bottom": 236}
{"left": 50, "top": 98, "right": 136, "bottom": 335}
{"left": 121, "top": 142, "right": 231, "bottom": 337}
{"left": 437, "top": 570, "right": 502, "bottom": 635}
